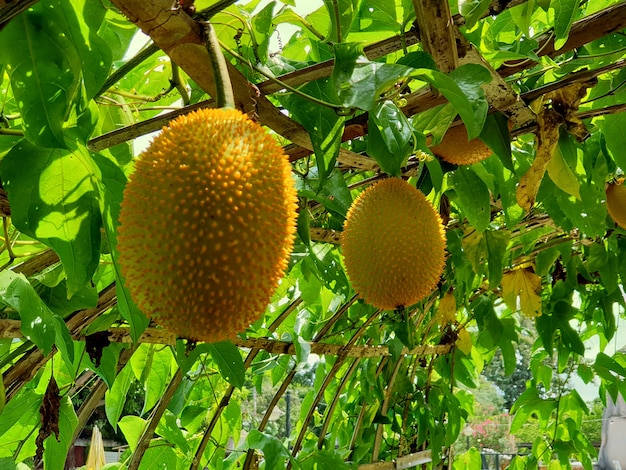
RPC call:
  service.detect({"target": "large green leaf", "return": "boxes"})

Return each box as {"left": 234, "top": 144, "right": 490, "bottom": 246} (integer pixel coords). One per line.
{"left": 247, "top": 430, "right": 294, "bottom": 469}
{"left": 367, "top": 100, "right": 413, "bottom": 176}
{"left": 209, "top": 341, "right": 245, "bottom": 389}
{"left": 49, "top": 0, "right": 112, "bottom": 100}
{"left": 119, "top": 415, "right": 146, "bottom": 451}
{"left": 595, "top": 114, "right": 626, "bottom": 169}
{"left": 551, "top": 0, "right": 579, "bottom": 50}
{"left": 332, "top": 45, "right": 489, "bottom": 138}
{"left": 0, "top": 271, "right": 74, "bottom": 364}
{"left": 0, "top": 3, "right": 81, "bottom": 147}
{"left": 1, "top": 141, "right": 101, "bottom": 298}
{"left": 105, "top": 363, "right": 134, "bottom": 430}
{"left": 43, "top": 395, "right": 78, "bottom": 470}
{"left": 451, "top": 166, "right": 492, "bottom": 232}
{"left": 92, "top": 153, "right": 149, "bottom": 342}
{"left": 323, "top": 0, "right": 358, "bottom": 42}
{"left": 251, "top": 1, "right": 276, "bottom": 63}
{"left": 280, "top": 79, "right": 345, "bottom": 192}
{"left": 459, "top": 0, "right": 492, "bottom": 29}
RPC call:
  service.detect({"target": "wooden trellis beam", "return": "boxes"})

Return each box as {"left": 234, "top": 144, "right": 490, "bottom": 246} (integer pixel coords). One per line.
{"left": 0, "top": 320, "right": 454, "bottom": 358}
{"left": 358, "top": 450, "right": 432, "bottom": 469}
{"left": 412, "top": 0, "right": 459, "bottom": 73}
{"left": 108, "top": 0, "right": 314, "bottom": 152}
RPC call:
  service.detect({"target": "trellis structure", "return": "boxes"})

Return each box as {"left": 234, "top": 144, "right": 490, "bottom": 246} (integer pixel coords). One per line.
{"left": 2, "top": 0, "right": 626, "bottom": 469}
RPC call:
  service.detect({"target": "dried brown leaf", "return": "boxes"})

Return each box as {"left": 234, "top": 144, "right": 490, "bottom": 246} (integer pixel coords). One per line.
{"left": 35, "top": 375, "right": 61, "bottom": 463}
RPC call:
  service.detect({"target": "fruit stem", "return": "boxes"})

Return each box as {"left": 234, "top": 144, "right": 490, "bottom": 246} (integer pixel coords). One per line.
{"left": 204, "top": 22, "right": 235, "bottom": 109}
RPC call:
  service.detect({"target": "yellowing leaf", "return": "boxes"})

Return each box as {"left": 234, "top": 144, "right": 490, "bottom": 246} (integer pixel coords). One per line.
{"left": 438, "top": 292, "right": 457, "bottom": 326}
{"left": 501, "top": 267, "right": 542, "bottom": 317}
{"left": 546, "top": 145, "right": 581, "bottom": 200}
{"left": 461, "top": 228, "right": 484, "bottom": 275}
{"left": 516, "top": 82, "right": 593, "bottom": 212}
{"left": 515, "top": 108, "right": 561, "bottom": 212}
{"left": 456, "top": 328, "right": 472, "bottom": 355}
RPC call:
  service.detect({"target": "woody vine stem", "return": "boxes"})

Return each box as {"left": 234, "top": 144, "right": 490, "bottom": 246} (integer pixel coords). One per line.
{"left": 204, "top": 21, "right": 235, "bottom": 110}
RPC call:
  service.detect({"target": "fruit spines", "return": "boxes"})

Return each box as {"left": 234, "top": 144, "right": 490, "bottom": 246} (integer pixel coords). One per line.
{"left": 117, "top": 108, "right": 297, "bottom": 342}
{"left": 341, "top": 178, "right": 446, "bottom": 310}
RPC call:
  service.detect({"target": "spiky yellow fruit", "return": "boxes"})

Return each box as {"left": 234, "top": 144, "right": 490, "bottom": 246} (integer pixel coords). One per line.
{"left": 118, "top": 108, "right": 297, "bottom": 342}
{"left": 431, "top": 124, "right": 491, "bottom": 165}
{"left": 341, "top": 178, "right": 446, "bottom": 310}
{"left": 606, "top": 178, "right": 626, "bottom": 229}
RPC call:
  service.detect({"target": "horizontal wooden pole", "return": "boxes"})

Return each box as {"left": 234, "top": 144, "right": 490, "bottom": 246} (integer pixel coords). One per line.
{"left": 359, "top": 450, "right": 432, "bottom": 469}
{"left": 0, "top": 320, "right": 453, "bottom": 358}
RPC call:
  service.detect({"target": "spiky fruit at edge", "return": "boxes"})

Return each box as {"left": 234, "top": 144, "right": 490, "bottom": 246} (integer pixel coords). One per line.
{"left": 431, "top": 124, "right": 491, "bottom": 165}
{"left": 341, "top": 178, "right": 446, "bottom": 310}
{"left": 606, "top": 178, "right": 626, "bottom": 229}
{"left": 117, "top": 108, "right": 297, "bottom": 343}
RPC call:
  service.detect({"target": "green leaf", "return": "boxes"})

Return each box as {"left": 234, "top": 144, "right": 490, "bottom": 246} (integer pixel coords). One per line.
{"left": 459, "top": 0, "right": 492, "bottom": 29}
{"left": 280, "top": 79, "right": 345, "bottom": 192}
{"left": 446, "top": 64, "right": 491, "bottom": 139}
{"left": 53, "top": 0, "right": 112, "bottom": 100}
{"left": 0, "top": 389, "right": 43, "bottom": 444}
{"left": 40, "top": 280, "right": 98, "bottom": 317}
{"left": 294, "top": 334, "right": 311, "bottom": 365}
{"left": 546, "top": 142, "right": 581, "bottom": 200}
{"left": 412, "top": 103, "right": 458, "bottom": 146}
{"left": 595, "top": 114, "right": 626, "bottom": 169}
{"left": 0, "top": 458, "right": 16, "bottom": 470}
{"left": 119, "top": 415, "right": 146, "bottom": 452}
{"left": 251, "top": 1, "right": 276, "bottom": 63}
{"left": 297, "top": 203, "right": 311, "bottom": 246}
{"left": 142, "top": 347, "right": 172, "bottom": 415}
{"left": 367, "top": 100, "right": 413, "bottom": 176}
{"left": 454, "top": 448, "right": 483, "bottom": 469}
{"left": 247, "top": 429, "right": 293, "bottom": 469}
{"left": 156, "top": 410, "right": 189, "bottom": 453}
{"left": 140, "top": 444, "right": 179, "bottom": 470}
{"left": 479, "top": 113, "right": 513, "bottom": 171}
{"left": 92, "top": 153, "right": 148, "bottom": 342}
{"left": 210, "top": 341, "right": 245, "bottom": 389}
{"left": 105, "top": 363, "right": 134, "bottom": 430}
{"left": 300, "top": 449, "right": 353, "bottom": 469}
{"left": 509, "top": 0, "right": 538, "bottom": 37}
{"left": 43, "top": 395, "right": 78, "bottom": 470}
{"left": 451, "top": 167, "right": 491, "bottom": 232}
{"left": 1, "top": 141, "right": 101, "bottom": 298}
{"left": 332, "top": 51, "right": 489, "bottom": 138}
{"left": 0, "top": 378, "right": 5, "bottom": 416}
{"left": 0, "top": 271, "right": 74, "bottom": 364}
{"left": 323, "top": 0, "right": 357, "bottom": 42}
{"left": 485, "top": 229, "right": 510, "bottom": 287}
{"left": 0, "top": 3, "right": 81, "bottom": 147}
{"left": 551, "top": 0, "right": 578, "bottom": 50}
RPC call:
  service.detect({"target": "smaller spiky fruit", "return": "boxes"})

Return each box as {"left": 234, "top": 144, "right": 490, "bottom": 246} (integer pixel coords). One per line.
{"left": 118, "top": 108, "right": 297, "bottom": 343}
{"left": 606, "top": 178, "right": 626, "bottom": 229}
{"left": 341, "top": 178, "right": 446, "bottom": 310}
{"left": 431, "top": 124, "right": 491, "bottom": 165}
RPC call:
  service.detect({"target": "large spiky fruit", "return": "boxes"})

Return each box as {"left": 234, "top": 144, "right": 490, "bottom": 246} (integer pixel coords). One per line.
{"left": 606, "top": 178, "right": 626, "bottom": 229}
{"left": 431, "top": 124, "right": 491, "bottom": 165}
{"left": 118, "top": 108, "right": 297, "bottom": 342}
{"left": 341, "top": 178, "right": 446, "bottom": 310}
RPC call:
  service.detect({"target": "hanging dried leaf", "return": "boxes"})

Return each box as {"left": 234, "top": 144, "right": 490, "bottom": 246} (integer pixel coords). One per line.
{"left": 501, "top": 266, "right": 542, "bottom": 318}
{"left": 85, "top": 331, "right": 111, "bottom": 368}
{"left": 516, "top": 81, "right": 595, "bottom": 212}
{"left": 35, "top": 375, "right": 61, "bottom": 463}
